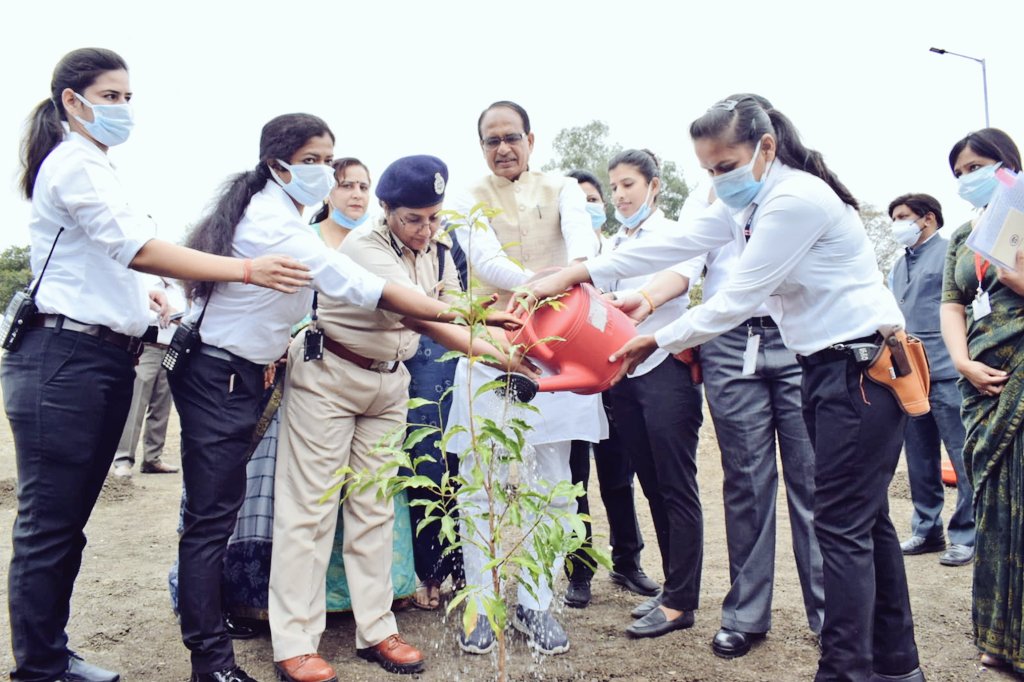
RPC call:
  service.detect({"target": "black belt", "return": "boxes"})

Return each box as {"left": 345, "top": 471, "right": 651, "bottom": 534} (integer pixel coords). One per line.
{"left": 744, "top": 316, "right": 777, "bottom": 328}
{"left": 197, "top": 343, "right": 261, "bottom": 370}
{"left": 797, "top": 334, "right": 881, "bottom": 368}
{"left": 30, "top": 314, "right": 143, "bottom": 356}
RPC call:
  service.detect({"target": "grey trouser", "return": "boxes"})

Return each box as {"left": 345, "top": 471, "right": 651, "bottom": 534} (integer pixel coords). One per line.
{"left": 701, "top": 321, "right": 824, "bottom": 633}
{"left": 114, "top": 343, "right": 173, "bottom": 467}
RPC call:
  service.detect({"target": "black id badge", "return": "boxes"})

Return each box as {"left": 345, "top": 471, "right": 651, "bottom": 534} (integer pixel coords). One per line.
{"left": 304, "top": 327, "right": 324, "bottom": 362}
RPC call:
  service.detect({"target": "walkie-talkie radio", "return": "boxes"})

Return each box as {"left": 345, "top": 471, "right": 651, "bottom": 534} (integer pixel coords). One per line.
{"left": 1, "top": 227, "right": 64, "bottom": 352}
{"left": 304, "top": 292, "right": 323, "bottom": 362}
{"left": 162, "top": 298, "right": 209, "bottom": 375}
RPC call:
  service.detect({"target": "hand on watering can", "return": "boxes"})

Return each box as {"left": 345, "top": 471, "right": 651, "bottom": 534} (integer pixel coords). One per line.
{"left": 606, "top": 290, "right": 653, "bottom": 325}
{"left": 608, "top": 334, "right": 659, "bottom": 384}
{"left": 507, "top": 262, "right": 592, "bottom": 316}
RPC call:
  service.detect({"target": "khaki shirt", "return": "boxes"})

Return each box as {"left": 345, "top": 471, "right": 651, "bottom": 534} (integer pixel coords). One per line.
{"left": 317, "top": 219, "right": 460, "bottom": 361}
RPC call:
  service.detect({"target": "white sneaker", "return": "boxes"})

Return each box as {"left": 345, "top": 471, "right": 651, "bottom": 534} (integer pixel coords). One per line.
{"left": 112, "top": 464, "right": 132, "bottom": 478}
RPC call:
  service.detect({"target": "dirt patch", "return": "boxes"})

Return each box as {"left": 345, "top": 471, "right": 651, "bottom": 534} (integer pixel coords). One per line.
{"left": 0, "top": 477, "right": 16, "bottom": 509}
{"left": 0, "top": 409, "right": 1001, "bottom": 681}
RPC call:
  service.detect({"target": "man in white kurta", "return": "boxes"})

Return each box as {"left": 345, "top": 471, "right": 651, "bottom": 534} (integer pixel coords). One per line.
{"left": 447, "top": 101, "right": 606, "bottom": 656}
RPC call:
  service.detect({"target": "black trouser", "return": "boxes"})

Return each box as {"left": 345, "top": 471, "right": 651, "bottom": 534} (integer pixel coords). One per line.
{"left": 564, "top": 440, "right": 595, "bottom": 582}
{"left": 407, "top": 449, "right": 464, "bottom": 584}
{"left": 800, "top": 357, "right": 919, "bottom": 681}
{"left": 609, "top": 356, "right": 704, "bottom": 611}
{"left": 168, "top": 352, "right": 263, "bottom": 674}
{"left": 2, "top": 328, "right": 135, "bottom": 682}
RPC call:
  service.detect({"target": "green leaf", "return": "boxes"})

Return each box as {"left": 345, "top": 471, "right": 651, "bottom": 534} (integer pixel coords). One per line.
{"left": 403, "top": 426, "right": 438, "bottom": 451}
{"left": 462, "top": 598, "right": 478, "bottom": 639}
{"left": 474, "top": 379, "right": 507, "bottom": 399}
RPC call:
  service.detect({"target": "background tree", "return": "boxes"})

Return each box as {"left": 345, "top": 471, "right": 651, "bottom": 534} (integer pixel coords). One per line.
{"left": 860, "top": 203, "right": 901, "bottom": 278}
{"left": 542, "top": 120, "right": 689, "bottom": 229}
{"left": 0, "top": 245, "right": 32, "bottom": 310}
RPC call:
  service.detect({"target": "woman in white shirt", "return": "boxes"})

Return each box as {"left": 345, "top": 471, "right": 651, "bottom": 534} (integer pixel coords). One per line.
{"left": 597, "top": 149, "right": 705, "bottom": 640}
{"left": 172, "top": 116, "right": 520, "bottom": 682}
{"left": 3, "top": 48, "right": 309, "bottom": 682}
{"left": 520, "top": 95, "right": 922, "bottom": 682}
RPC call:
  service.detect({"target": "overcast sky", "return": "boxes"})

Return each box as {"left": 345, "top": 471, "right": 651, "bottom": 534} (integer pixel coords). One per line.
{"left": 2, "top": 0, "right": 1022, "bottom": 249}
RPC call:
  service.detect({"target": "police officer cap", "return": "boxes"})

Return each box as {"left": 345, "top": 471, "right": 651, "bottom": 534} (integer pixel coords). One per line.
{"left": 375, "top": 155, "right": 449, "bottom": 209}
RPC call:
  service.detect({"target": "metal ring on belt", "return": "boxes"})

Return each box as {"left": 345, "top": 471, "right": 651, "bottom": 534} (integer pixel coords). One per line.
{"left": 30, "top": 314, "right": 143, "bottom": 356}
{"left": 744, "top": 316, "right": 777, "bottom": 328}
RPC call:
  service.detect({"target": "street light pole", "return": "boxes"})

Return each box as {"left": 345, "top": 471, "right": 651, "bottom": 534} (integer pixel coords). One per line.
{"left": 930, "top": 47, "right": 990, "bottom": 127}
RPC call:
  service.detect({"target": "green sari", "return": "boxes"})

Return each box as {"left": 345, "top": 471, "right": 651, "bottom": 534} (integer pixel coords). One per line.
{"left": 943, "top": 223, "right": 1024, "bottom": 672}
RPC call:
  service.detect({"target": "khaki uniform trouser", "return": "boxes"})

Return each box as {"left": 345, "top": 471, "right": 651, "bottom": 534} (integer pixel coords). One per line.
{"left": 269, "top": 332, "right": 410, "bottom": 658}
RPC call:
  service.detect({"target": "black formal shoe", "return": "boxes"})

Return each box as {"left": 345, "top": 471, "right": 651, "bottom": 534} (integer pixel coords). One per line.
{"left": 564, "top": 578, "right": 592, "bottom": 608}
{"left": 869, "top": 667, "right": 925, "bottom": 681}
{"left": 630, "top": 592, "right": 663, "bottom": 619}
{"left": 899, "top": 535, "right": 945, "bottom": 555}
{"left": 64, "top": 652, "right": 120, "bottom": 682}
{"left": 190, "top": 665, "right": 257, "bottom": 682}
{"left": 224, "top": 614, "right": 262, "bottom": 640}
{"left": 609, "top": 568, "right": 660, "bottom": 596}
{"left": 711, "top": 628, "right": 766, "bottom": 659}
{"left": 626, "top": 607, "right": 695, "bottom": 638}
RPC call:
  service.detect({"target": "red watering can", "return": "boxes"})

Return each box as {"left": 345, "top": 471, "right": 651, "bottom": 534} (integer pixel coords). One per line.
{"left": 502, "top": 283, "right": 637, "bottom": 402}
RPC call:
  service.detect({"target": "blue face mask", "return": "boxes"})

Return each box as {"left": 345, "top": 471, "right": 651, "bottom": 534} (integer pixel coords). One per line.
{"left": 270, "top": 160, "right": 335, "bottom": 207}
{"left": 72, "top": 92, "right": 134, "bottom": 147}
{"left": 957, "top": 162, "right": 1002, "bottom": 208}
{"left": 712, "top": 139, "right": 768, "bottom": 209}
{"left": 331, "top": 206, "right": 370, "bottom": 229}
{"left": 614, "top": 184, "right": 653, "bottom": 229}
{"left": 585, "top": 202, "right": 606, "bottom": 230}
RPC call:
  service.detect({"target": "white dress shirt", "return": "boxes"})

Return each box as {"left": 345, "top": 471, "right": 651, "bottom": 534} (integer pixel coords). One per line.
{"left": 604, "top": 209, "right": 704, "bottom": 377}
{"left": 450, "top": 178, "right": 595, "bottom": 290}
{"left": 192, "top": 182, "right": 386, "bottom": 365}
{"left": 587, "top": 163, "right": 904, "bottom": 356}
{"left": 28, "top": 132, "right": 152, "bottom": 336}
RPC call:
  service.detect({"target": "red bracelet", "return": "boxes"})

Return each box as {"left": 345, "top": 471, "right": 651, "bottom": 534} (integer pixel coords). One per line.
{"left": 242, "top": 259, "right": 253, "bottom": 285}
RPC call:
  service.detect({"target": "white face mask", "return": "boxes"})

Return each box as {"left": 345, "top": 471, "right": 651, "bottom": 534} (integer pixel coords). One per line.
{"left": 270, "top": 160, "right": 335, "bottom": 206}
{"left": 72, "top": 92, "right": 134, "bottom": 146}
{"left": 890, "top": 217, "right": 924, "bottom": 248}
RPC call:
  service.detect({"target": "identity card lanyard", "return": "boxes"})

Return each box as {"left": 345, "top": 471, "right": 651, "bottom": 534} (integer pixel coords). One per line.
{"left": 741, "top": 205, "right": 760, "bottom": 375}
{"left": 974, "top": 254, "right": 993, "bottom": 319}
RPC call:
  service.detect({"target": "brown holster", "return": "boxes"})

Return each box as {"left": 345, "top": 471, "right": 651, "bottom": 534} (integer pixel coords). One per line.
{"left": 864, "top": 325, "right": 931, "bottom": 416}
{"left": 673, "top": 346, "right": 703, "bottom": 385}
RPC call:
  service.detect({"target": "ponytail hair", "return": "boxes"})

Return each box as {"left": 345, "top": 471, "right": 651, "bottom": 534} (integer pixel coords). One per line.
{"left": 309, "top": 157, "right": 371, "bottom": 225}
{"left": 608, "top": 148, "right": 662, "bottom": 203}
{"left": 20, "top": 47, "right": 128, "bottom": 199}
{"left": 184, "top": 113, "right": 335, "bottom": 300}
{"left": 689, "top": 93, "right": 859, "bottom": 210}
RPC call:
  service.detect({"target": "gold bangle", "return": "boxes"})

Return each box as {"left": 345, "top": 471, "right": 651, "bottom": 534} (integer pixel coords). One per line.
{"left": 639, "top": 289, "right": 656, "bottom": 312}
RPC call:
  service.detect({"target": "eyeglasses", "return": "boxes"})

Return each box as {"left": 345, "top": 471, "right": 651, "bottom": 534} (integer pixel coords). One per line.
{"left": 481, "top": 133, "right": 526, "bottom": 150}
{"left": 397, "top": 213, "right": 443, "bottom": 232}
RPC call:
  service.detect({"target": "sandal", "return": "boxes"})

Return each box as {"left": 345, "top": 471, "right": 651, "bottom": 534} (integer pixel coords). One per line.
{"left": 412, "top": 579, "right": 441, "bottom": 610}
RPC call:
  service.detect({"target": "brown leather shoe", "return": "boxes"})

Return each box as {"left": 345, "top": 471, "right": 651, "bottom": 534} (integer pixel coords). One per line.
{"left": 274, "top": 654, "right": 337, "bottom": 682}
{"left": 141, "top": 460, "right": 179, "bottom": 474}
{"left": 356, "top": 634, "right": 425, "bottom": 674}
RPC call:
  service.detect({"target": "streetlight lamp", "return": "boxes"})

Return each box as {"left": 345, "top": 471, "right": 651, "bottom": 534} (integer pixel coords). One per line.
{"left": 930, "top": 47, "right": 990, "bottom": 127}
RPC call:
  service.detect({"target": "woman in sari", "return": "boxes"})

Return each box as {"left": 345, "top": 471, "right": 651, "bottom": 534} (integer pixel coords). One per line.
{"left": 940, "top": 127, "right": 1024, "bottom": 674}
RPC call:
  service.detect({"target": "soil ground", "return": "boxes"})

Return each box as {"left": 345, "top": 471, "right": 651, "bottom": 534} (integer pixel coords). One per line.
{"left": 0, "top": 402, "right": 1011, "bottom": 681}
